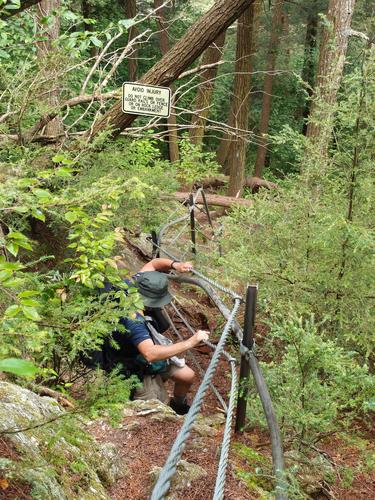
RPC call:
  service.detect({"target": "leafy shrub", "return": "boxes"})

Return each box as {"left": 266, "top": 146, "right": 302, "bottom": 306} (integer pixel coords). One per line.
{"left": 245, "top": 315, "right": 373, "bottom": 444}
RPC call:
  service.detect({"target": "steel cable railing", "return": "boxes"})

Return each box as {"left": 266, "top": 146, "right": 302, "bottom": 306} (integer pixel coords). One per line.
{"left": 147, "top": 190, "right": 287, "bottom": 499}
{"left": 150, "top": 298, "right": 241, "bottom": 500}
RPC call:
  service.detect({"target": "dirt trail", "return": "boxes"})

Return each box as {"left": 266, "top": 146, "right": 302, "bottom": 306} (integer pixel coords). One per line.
{"left": 88, "top": 300, "right": 375, "bottom": 500}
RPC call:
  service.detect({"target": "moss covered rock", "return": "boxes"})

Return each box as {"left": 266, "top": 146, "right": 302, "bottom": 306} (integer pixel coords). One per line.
{"left": 0, "top": 382, "right": 126, "bottom": 499}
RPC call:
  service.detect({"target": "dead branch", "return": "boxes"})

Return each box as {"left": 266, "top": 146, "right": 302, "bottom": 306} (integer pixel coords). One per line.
{"left": 162, "top": 192, "right": 253, "bottom": 208}
{"left": 29, "top": 384, "right": 75, "bottom": 409}
{"left": 195, "top": 175, "right": 277, "bottom": 192}
{"left": 178, "top": 60, "right": 225, "bottom": 80}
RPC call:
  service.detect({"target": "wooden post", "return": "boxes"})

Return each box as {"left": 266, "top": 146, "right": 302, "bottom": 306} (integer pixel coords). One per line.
{"left": 235, "top": 284, "right": 257, "bottom": 433}
{"left": 189, "top": 194, "right": 196, "bottom": 254}
{"left": 151, "top": 230, "right": 160, "bottom": 258}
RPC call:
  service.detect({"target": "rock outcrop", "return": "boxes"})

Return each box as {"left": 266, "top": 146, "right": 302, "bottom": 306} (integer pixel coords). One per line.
{"left": 0, "top": 382, "right": 125, "bottom": 499}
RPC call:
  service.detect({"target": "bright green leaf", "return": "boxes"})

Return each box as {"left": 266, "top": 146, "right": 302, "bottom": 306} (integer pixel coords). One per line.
{"left": 90, "top": 36, "right": 102, "bottom": 47}
{"left": 32, "top": 208, "right": 45, "bottom": 222}
{"left": 65, "top": 211, "right": 78, "bottom": 223}
{"left": 18, "top": 290, "right": 40, "bottom": 298}
{"left": 22, "top": 306, "right": 41, "bottom": 321}
{"left": 6, "top": 241, "right": 18, "bottom": 256}
{"left": 4, "top": 304, "right": 21, "bottom": 317}
{"left": 0, "top": 270, "right": 12, "bottom": 281}
{"left": 20, "top": 298, "right": 39, "bottom": 307}
{"left": 0, "top": 358, "right": 38, "bottom": 378}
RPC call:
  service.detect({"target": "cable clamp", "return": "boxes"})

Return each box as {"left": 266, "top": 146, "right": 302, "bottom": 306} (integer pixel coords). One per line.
{"left": 240, "top": 342, "right": 257, "bottom": 359}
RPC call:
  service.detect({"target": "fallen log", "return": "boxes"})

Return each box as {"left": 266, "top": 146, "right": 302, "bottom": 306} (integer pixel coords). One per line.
{"left": 162, "top": 192, "right": 253, "bottom": 208}
{"left": 195, "top": 175, "right": 277, "bottom": 192}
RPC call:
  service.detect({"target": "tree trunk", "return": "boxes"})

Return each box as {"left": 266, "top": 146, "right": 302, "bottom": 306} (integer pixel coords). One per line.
{"left": 216, "top": 2, "right": 259, "bottom": 170}
{"left": 227, "top": 3, "right": 259, "bottom": 197}
{"left": 35, "top": 0, "right": 63, "bottom": 137}
{"left": 86, "top": 0, "right": 255, "bottom": 141}
{"left": 305, "top": 0, "right": 356, "bottom": 155}
{"left": 189, "top": 31, "right": 226, "bottom": 147}
{"left": 124, "top": 0, "right": 138, "bottom": 82}
{"left": 253, "top": 0, "right": 284, "bottom": 178}
{"left": 154, "top": 0, "right": 179, "bottom": 162}
{"left": 82, "top": 0, "right": 98, "bottom": 58}
{"left": 301, "top": 7, "right": 318, "bottom": 135}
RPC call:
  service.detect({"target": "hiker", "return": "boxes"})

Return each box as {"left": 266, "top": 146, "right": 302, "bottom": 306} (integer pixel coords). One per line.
{"left": 101, "top": 258, "right": 210, "bottom": 415}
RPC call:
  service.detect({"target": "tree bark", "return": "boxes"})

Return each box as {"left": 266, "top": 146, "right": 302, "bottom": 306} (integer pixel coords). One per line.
{"left": 216, "top": 2, "right": 259, "bottom": 171}
{"left": 85, "top": 0, "right": 255, "bottom": 141}
{"left": 301, "top": 6, "right": 319, "bottom": 135}
{"left": 305, "top": 0, "right": 356, "bottom": 155}
{"left": 154, "top": 0, "right": 179, "bottom": 162}
{"left": 35, "top": 0, "right": 63, "bottom": 137}
{"left": 124, "top": 0, "right": 139, "bottom": 82}
{"left": 253, "top": 0, "right": 284, "bottom": 178}
{"left": 189, "top": 31, "right": 226, "bottom": 147}
{"left": 0, "top": 0, "right": 42, "bottom": 19}
{"left": 227, "top": 3, "right": 259, "bottom": 197}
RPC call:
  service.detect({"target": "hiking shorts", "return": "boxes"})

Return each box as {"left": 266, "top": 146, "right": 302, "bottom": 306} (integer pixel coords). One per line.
{"left": 133, "top": 363, "right": 183, "bottom": 403}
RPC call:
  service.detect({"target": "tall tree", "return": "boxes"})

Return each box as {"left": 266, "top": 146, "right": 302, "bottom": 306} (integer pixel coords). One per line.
{"left": 86, "top": 0, "right": 255, "bottom": 141}
{"left": 124, "top": 0, "right": 139, "bottom": 82}
{"left": 227, "top": 3, "right": 259, "bottom": 196}
{"left": 300, "top": 3, "right": 319, "bottom": 135}
{"left": 189, "top": 31, "right": 226, "bottom": 147}
{"left": 253, "top": 0, "right": 285, "bottom": 178}
{"left": 35, "top": 0, "right": 63, "bottom": 137}
{"left": 216, "top": 2, "right": 259, "bottom": 171}
{"left": 154, "top": 0, "right": 179, "bottom": 162}
{"left": 306, "top": 0, "right": 356, "bottom": 154}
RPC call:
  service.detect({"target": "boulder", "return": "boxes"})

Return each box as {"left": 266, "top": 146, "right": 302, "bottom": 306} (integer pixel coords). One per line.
{"left": 150, "top": 459, "right": 207, "bottom": 493}
{"left": 0, "top": 382, "right": 126, "bottom": 499}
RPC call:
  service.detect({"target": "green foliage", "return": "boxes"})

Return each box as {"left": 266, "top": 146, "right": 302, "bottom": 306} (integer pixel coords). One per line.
{"left": 214, "top": 48, "right": 375, "bottom": 454}
{"left": 84, "top": 368, "right": 139, "bottom": 424}
{"left": 246, "top": 315, "right": 373, "bottom": 443}
{"left": 0, "top": 134, "right": 178, "bottom": 378}
{"left": 0, "top": 357, "right": 38, "bottom": 378}
{"left": 176, "top": 136, "right": 220, "bottom": 184}
{"left": 233, "top": 442, "right": 273, "bottom": 497}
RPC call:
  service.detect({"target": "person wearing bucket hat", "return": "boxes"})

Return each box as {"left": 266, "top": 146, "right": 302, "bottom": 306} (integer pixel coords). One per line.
{"left": 128, "top": 257, "right": 209, "bottom": 415}
{"left": 87, "top": 257, "right": 208, "bottom": 415}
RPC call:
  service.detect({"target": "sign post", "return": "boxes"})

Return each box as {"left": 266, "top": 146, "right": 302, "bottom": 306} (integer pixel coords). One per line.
{"left": 122, "top": 83, "right": 171, "bottom": 117}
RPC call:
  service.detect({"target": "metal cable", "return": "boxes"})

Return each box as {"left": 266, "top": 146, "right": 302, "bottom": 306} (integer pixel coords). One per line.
{"left": 170, "top": 302, "right": 235, "bottom": 363}
{"left": 149, "top": 238, "right": 241, "bottom": 301}
{"left": 169, "top": 300, "right": 240, "bottom": 497}
{"left": 149, "top": 193, "right": 286, "bottom": 498}
{"left": 213, "top": 358, "right": 238, "bottom": 500}
{"left": 150, "top": 298, "right": 241, "bottom": 500}
{"left": 163, "top": 307, "right": 228, "bottom": 413}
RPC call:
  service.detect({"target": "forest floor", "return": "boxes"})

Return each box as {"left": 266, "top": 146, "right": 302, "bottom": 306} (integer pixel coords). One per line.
{"left": 87, "top": 301, "right": 375, "bottom": 500}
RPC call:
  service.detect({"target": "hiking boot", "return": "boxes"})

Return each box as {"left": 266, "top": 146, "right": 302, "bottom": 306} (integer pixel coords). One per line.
{"left": 169, "top": 397, "right": 190, "bottom": 415}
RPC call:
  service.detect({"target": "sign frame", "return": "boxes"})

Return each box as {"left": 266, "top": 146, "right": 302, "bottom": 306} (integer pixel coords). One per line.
{"left": 122, "top": 82, "right": 172, "bottom": 118}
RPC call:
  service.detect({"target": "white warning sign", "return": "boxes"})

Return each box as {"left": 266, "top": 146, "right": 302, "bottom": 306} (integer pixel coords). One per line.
{"left": 122, "top": 83, "right": 171, "bottom": 117}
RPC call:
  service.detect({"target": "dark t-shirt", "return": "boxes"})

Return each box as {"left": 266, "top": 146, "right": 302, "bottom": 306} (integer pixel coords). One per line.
{"left": 91, "top": 279, "right": 168, "bottom": 377}
{"left": 114, "top": 313, "right": 152, "bottom": 357}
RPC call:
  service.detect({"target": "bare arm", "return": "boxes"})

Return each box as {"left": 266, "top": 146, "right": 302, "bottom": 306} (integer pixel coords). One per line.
{"left": 137, "top": 330, "right": 209, "bottom": 362}
{"left": 140, "top": 258, "right": 193, "bottom": 273}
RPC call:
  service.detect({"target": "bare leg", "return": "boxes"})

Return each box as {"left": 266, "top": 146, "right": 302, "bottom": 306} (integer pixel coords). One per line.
{"left": 170, "top": 365, "right": 195, "bottom": 398}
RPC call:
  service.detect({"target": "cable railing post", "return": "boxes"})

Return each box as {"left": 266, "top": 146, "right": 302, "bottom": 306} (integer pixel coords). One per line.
{"left": 189, "top": 193, "right": 196, "bottom": 254}
{"left": 235, "top": 284, "right": 257, "bottom": 433}
{"left": 151, "top": 230, "right": 160, "bottom": 258}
